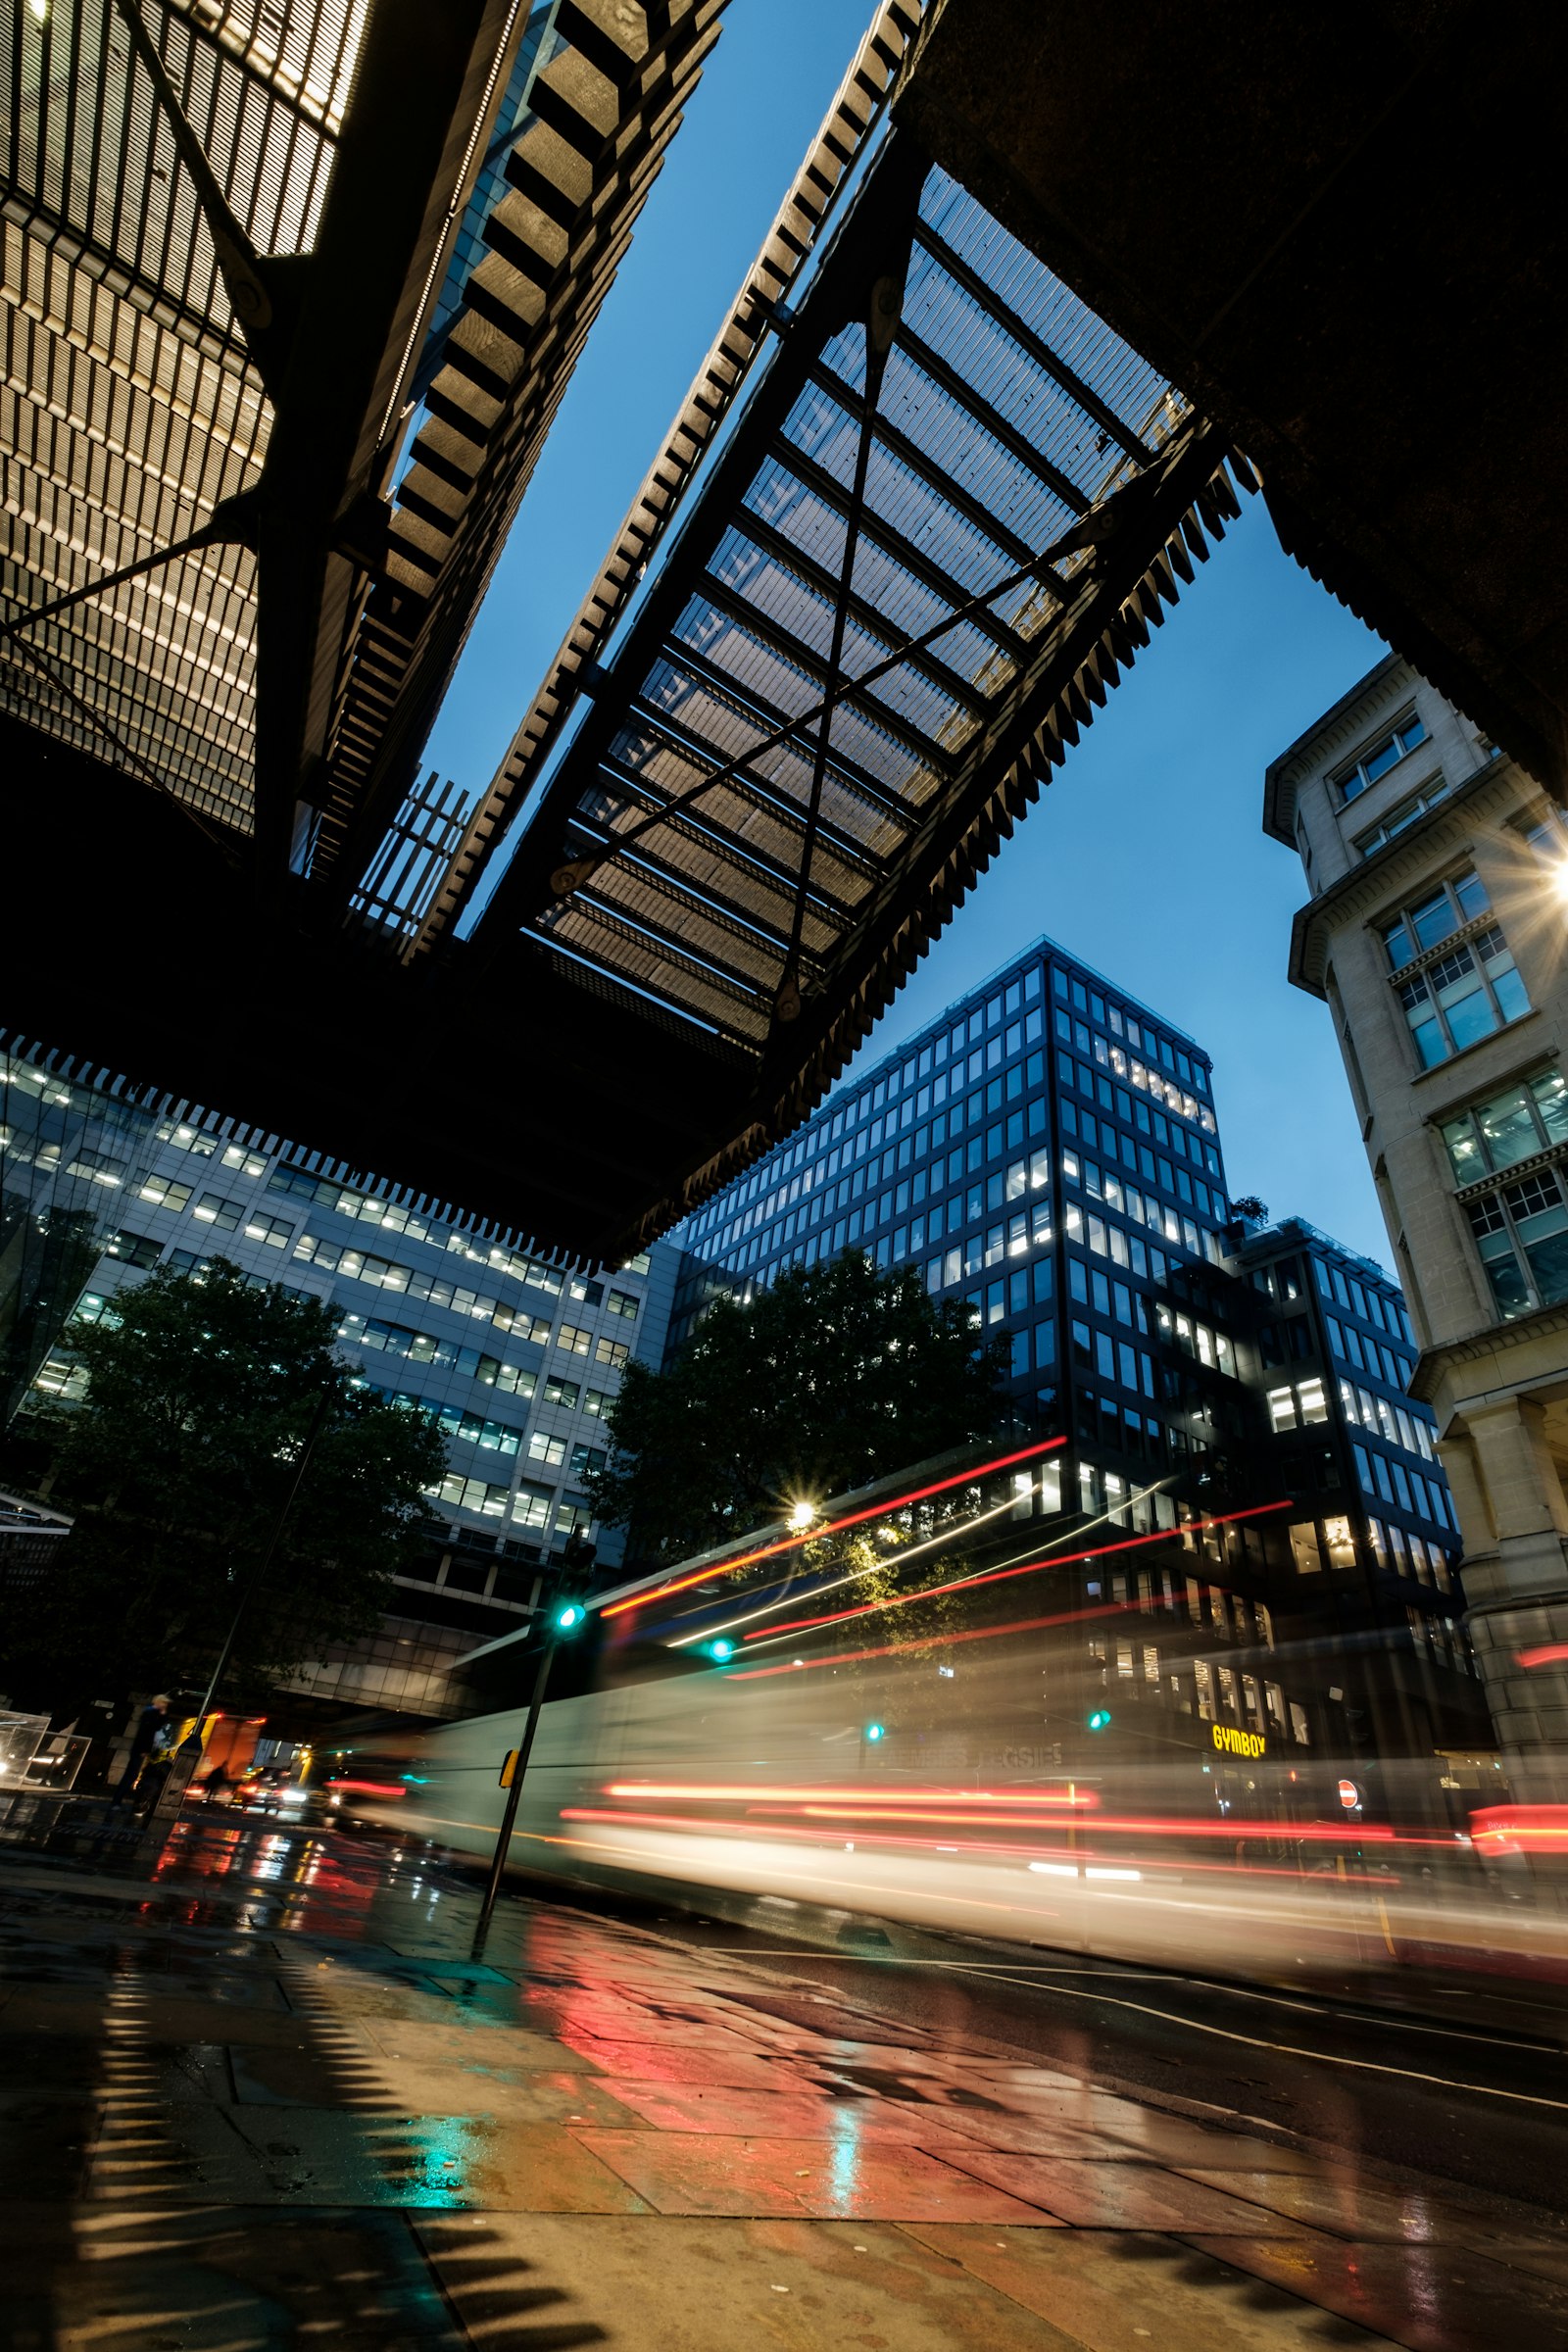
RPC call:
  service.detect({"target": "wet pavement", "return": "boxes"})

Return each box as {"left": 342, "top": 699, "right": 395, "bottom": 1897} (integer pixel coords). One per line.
{"left": 2, "top": 1816, "right": 1566, "bottom": 2350}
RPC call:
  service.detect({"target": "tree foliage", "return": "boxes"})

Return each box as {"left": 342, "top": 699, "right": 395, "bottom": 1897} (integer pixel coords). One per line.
{"left": 2, "top": 1262, "right": 446, "bottom": 1708}
{"left": 585, "top": 1252, "right": 1008, "bottom": 1562}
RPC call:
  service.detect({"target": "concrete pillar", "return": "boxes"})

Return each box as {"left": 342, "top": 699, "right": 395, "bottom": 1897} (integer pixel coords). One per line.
{"left": 1450, "top": 1396, "right": 1568, "bottom": 1804}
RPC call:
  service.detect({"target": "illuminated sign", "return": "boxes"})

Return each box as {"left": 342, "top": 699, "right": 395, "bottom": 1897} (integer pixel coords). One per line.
{"left": 1210, "top": 1724, "right": 1266, "bottom": 1759}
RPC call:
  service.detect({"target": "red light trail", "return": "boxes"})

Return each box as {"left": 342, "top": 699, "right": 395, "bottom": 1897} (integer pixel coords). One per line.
{"left": 728, "top": 1597, "right": 1139, "bottom": 1678}
{"left": 745, "top": 1498, "right": 1296, "bottom": 1644}
{"left": 600, "top": 1437, "right": 1067, "bottom": 1618}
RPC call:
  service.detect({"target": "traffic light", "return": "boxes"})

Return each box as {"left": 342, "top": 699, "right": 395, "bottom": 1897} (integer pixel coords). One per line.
{"left": 706, "top": 1639, "right": 734, "bottom": 1662}
{"left": 863, "top": 1721, "right": 885, "bottom": 1743}
{"left": 553, "top": 1600, "right": 586, "bottom": 1634}
{"left": 1087, "top": 1707, "right": 1112, "bottom": 1732}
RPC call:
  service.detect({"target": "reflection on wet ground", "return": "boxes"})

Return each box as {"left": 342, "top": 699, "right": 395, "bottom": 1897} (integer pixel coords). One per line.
{"left": 1, "top": 1816, "right": 1565, "bottom": 2349}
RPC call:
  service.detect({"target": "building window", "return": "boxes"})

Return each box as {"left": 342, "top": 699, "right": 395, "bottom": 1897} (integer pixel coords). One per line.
{"left": 1334, "top": 710, "right": 1427, "bottom": 806}
{"left": 242, "top": 1211, "right": 293, "bottom": 1250}
{"left": 1467, "top": 1171, "right": 1568, "bottom": 1318}
{"left": 1393, "top": 923, "right": 1529, "bottom": 1066}
{"left": 102, "top": 1231, "right": 161, "bottom": 1269}
{"left": 512, "top": 1481, "right": 554, "bottom": 1531}
{"left": 136, "top": 1174, "right": 192, "bottom": 1213}
{"left": 1442, "top": 1069, "right": 1568, "bottom": 1183}
{"left": 191, "top": 1193, "right": 242, "bottom": 1232}
{"left": 607, "top": 1290, "right": 640, "bottom": 1320}
{"left": 1321, "top": 1515, "right": 1356, "bottom": 1569}
{"left": 595, "top": 1336, "right": 630, "bottom": 1369}
{"left": 1354, "top": 772, "right": 1451, "bottom": 857}
{"left": 1289, "top": 1523, "right": 1321, "bottom": 1574}
{"left": 556, "top": 1324, "right": 592, "bottom": 1357}
{"left": 1379, "top": 866, "right": 1491, "bottom": 971}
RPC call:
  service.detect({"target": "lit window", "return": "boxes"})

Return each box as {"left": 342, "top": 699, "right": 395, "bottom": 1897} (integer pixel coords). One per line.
{"left": 1297, "top": 1377, "right": 1328, "bottom": 1425}
{"left": 1442, "top": 1069, "right": 1568, "bottom": 1182}
{"left": 191, "top": 1193, "right": 241, "bottom": 1232}
{"left": 1322, "top": 1516, "right": 1356, "bottom": 1570}
{"left": 1289, "top": 1522, "right": 1322, "bottom": 1575}
{"left": 1267, "top": 1385, "right": 1297, "bottom": 1434}
{"left": 137, "top": 1174, "right": 192, "bottom": 1213}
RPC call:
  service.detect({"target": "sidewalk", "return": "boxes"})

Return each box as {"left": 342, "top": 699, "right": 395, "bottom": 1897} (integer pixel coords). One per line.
{"left": 3, "top": 1815, "right": 1566, "bottom": 2351}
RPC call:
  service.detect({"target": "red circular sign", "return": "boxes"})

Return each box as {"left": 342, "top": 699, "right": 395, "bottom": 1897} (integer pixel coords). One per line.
{"left": 1338, "top": 1778, "right": 1360, "bottom": 1809}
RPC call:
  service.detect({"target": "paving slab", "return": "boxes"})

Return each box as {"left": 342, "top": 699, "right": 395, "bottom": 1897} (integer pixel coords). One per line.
{"left": 573, "top": 2127, "right": 1055, "bottom": 2221}
{"left": 1, "top": 2201, "right": 467, "bottom": 2349}
{"left": 905, "top": 2223, "right": 1412, "bottom": 2352}
{"left": 416, "top": 2212, "right": 1086, "bottom": 2349}
{"left": 592, "top": 2078, "right": 994, "bottom": 2146}
{"left": 933, "top": 2150, "right": 1311, "bottom": 2232}
{"left": 1185, "top": 2231, "right": 1568, "bottom": 2352}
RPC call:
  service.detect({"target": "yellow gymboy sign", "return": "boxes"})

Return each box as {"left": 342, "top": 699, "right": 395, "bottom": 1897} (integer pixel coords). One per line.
{"left": 1211, "top": 1723, "right": 1267, "bottom": 1759}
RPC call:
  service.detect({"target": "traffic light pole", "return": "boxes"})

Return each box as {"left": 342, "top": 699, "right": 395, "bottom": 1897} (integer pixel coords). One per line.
{"left": 470, "top": 1628, "right": 560, "bottom": 1957}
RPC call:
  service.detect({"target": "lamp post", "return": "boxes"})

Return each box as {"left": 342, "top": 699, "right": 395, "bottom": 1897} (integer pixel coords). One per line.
{"left": 470, "top": 1593, "right": 587, "bottom": 1955}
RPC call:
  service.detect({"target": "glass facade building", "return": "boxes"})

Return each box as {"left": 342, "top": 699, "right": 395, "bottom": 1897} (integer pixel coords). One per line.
{"left": 22, "top": 1092, "right": 678, "bottom": 1719}
{"left": 668, "top": 935, "right": 1491, "bottom": 1804}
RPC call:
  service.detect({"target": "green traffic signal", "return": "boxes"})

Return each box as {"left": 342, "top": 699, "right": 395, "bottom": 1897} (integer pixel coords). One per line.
{"left": 1087, "top": 1707, "right": 1112, "bottom": 1732}
{"left": 863, "top": 1721, "right": 885, "bottom": 1742}
{"left": 708, "top": 1639, "right": 734, "bottom": 1661}
{"left": 554, "top": 1601, "right": 586, "bottom": 1633}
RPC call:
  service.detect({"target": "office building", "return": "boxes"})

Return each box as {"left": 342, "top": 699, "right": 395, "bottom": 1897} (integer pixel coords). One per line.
{"left": 18, "top": 1081, "right": 676, "bottom": 1722}
{"left": 0, "top": 1052, "right": 163, "bottom": 1423}
{"left": 669, "top": 935, "right": 1487, "bottom": 1811}
{"left": 1266, "top": 657, "right": 1568, "bottom": 1798}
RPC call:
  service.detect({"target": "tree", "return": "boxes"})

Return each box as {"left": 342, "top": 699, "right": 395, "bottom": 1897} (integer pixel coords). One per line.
{"left": 585, "top": 1252, "right": 1008, "bottom": 1561}
{"left": 2, "top": 1261, "right": 446, "bottom": 1710}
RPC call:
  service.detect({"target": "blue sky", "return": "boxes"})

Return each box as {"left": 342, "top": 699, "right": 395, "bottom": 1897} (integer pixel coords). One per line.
{"left": 427, "top": 1, "right": 1392, "bottom": 1269}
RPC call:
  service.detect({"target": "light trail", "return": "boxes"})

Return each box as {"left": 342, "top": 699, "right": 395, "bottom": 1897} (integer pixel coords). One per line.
{"left": 742, "top": 1497, "right": 1296, "bottom": 1647}
{"left": 600, "top": 1437, "right": 1067, "bottom": 1617}
{"left": 667, "top": 1476, "right": 1180, "bottom": 1649}
{"left": 728, "top": 1597, "right": 1136, "bottom": 1678}
{"left": 664, "top": 1494, "right": 1021, "bottom": 1647}
{"left": 603, "top": 1782, "right": 1096, "bottom": 1806}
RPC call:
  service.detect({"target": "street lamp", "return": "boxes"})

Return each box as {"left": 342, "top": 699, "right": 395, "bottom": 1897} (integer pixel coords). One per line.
{"left": 470, "top": 1587, "right": 589, "bottom": 1952}
{"left": 787, "top": 1498, "right": 817, "bottom": 1532}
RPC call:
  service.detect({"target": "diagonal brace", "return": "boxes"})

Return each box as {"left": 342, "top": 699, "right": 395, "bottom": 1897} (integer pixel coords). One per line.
{"left": 0, "top": 489, "right": 260, "bottom": 645}
{"left": 113, "top": 0, "right": 292, "bottom": 376}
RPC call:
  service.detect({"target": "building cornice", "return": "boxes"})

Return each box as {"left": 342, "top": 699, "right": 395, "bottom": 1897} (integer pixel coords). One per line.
{"left": 1287, "top": 754, "right": 1526, "bottom": 998}
{"left": 1411, "top": 1294, "right": 1568, "bottom": 1407}
{"left": 1262, "top": 652, "right": 1409, "bottom": 845}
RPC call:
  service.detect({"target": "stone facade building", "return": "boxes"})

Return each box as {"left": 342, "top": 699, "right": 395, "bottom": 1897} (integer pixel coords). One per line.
{"left": 1266, "top": 654, "right": 1568, "bottom": 1798}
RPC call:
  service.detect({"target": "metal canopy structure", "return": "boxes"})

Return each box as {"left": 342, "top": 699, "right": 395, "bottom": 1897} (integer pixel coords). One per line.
{"left": 3, "top": 0, "right": 1251, "bottom": 1264}
{"left": 423, "top": 115, "right": 1245, "bottom": 1253}
{"left": 0, "top": 0, "right": 722, "bottom": 882}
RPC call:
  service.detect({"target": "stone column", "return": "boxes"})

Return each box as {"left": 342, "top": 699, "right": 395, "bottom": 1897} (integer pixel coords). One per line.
{"left": 1448, "top": 1397, "right": 1568, "bottom": 1805}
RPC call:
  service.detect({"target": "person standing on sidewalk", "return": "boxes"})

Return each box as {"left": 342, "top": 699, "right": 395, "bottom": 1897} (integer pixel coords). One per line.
{"left": 111, "top": 1694, "right": 170, "bottom": 1803}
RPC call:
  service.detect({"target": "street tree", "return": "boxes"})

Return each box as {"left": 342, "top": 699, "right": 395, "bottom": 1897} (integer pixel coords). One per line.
{"left": 584, "top": 1251, "right": 1008, "bottom": 1561}
{"left": 3, "top": 1261, "right": 446, "bottom": 1709}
